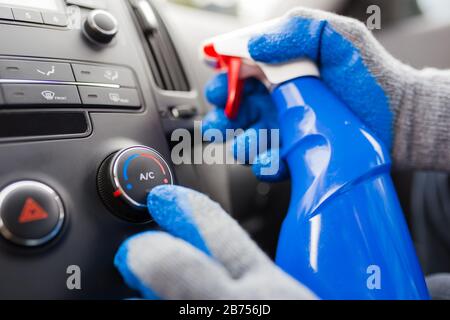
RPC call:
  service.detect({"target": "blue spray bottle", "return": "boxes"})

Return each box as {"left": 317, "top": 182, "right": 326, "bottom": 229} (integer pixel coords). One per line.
{"left": 202, "top": 19, "right": 429, "bottom": 299}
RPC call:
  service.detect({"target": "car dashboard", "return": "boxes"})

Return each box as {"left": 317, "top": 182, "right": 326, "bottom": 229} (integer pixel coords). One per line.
{"left": 0, "top": 0, "right": 203, "bottom": 299}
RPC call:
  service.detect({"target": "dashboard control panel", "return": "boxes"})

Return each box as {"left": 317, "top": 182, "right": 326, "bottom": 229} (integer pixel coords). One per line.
{"left": 0, "top": 0, "right": 200, "bottom": 299}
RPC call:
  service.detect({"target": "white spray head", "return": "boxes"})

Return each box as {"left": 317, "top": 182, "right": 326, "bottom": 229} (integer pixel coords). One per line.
{"left": 202, "top": 16, "right": 319, "bottom": 118}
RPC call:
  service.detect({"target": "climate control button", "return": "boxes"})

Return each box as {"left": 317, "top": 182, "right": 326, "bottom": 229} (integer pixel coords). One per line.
{"left": 72, "top": 64, "right": 136, "bottom": 87}
{"left": 78, "top": 86, "right": 140, "bottom": 108}
{"left": 0, "top": 60, "right": 75, "bottom": 81}
{"left": 2, "top": 84, "right": 81, "bottom": 105}
{"left": 97, "top": 146, "right": 173, "bottom": 223}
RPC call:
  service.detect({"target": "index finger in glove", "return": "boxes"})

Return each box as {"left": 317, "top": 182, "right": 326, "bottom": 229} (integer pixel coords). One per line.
{"left": 115, "top": 231, "right": 233, "bottom": 300}
{"left": 147, "top": 185, "right": 271, "bottom": 279}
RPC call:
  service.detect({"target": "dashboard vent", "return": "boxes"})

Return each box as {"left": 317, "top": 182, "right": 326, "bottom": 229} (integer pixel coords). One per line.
{"left": 131, "top": 0, "right": 190, "bottom": 91}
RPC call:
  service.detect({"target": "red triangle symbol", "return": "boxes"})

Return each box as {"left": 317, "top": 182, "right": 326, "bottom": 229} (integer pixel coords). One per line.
{"left": 18, "top": 198, "right": 49, "bottom": 224}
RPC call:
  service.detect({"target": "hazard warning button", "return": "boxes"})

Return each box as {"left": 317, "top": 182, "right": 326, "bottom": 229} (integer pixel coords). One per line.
{"left": 0, "top": 181, "right": 65, "bottom": 246}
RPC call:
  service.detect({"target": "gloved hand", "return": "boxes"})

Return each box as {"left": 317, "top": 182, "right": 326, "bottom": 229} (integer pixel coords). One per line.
{"left": 114, "top": 185, "right": 317, "bottom": 300}
{"left": 203, "top": 7, "right": 450, "bottom": 174}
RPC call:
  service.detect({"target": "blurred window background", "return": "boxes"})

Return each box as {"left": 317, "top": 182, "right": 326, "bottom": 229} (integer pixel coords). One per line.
{"left": 167, "top": 0, "right": 450, "bottom": 26}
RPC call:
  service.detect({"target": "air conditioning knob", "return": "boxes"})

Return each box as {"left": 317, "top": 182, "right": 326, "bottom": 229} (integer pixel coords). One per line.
{"left": 83, "top": 10, "right": 118, "bottom": 44}
{"left": 97, "top": 146, "right": 174, "bottom": 223}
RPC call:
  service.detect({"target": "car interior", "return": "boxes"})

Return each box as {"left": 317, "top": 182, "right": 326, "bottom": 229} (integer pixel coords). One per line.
{"left": 0, "top": 0, "right": 448, "bottom": 299}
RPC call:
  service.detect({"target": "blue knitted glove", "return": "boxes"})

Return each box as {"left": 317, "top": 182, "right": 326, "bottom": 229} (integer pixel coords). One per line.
{"left": 203, "top": 8, "right": 416, "bottom": 178}
{"left": 114, "top": 185, "right": 317, "bottom": 300}
{"left": 203, "top": 74, "right": 288, "bottom": 181}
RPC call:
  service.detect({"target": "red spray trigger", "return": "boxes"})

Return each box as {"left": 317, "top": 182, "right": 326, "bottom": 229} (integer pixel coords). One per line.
{"left": 203, "top": 43, "right": 244, "bottom": 120}
{"left": 224, "top": 57, "right": 244, "bottom": 119}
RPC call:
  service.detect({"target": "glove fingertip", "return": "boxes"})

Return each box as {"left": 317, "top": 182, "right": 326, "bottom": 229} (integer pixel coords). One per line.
{"left": 202, "top": 109, "right": 236, "bottom": 136}
{"left": 147, "top": 185, "right": 211, "bottom": 255}
{"left": 114, "top": 233, "right": 161, "bottom": 300}
{"left": 252, "top": 150, "right": 289, "bottom": 182}
{"left": 204, "top": 72, "right": 228, "bottom": 107}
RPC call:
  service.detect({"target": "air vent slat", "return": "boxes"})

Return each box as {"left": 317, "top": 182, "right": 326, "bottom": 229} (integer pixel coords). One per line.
{"left": 157, "top": 26, "right": 190, "bottom": 91}
{"left": 147, "top": 34, "right": 175, "bottom": 90}
{"left": 132, "top": 0, "right": 190, "bottom": 92}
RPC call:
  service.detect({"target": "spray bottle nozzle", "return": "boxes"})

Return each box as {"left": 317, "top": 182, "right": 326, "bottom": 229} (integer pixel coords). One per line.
{"left": 202, "top": 18, "right": 319, "bottom": 120}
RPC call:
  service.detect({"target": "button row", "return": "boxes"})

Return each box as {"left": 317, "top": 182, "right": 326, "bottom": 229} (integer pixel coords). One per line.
{"left": 0, "top": 59, "right": 137, "bottom": 87}
{"left": 1, "top": 84, "right": 141, "bottom": 108}
{"left": 0, "top": 6, "right": 68, "bottom": 27}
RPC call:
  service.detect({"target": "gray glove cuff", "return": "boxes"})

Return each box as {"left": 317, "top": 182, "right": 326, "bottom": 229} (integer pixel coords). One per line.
{"left": 393, "top": 68, "right": 450, "bottom": 171}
